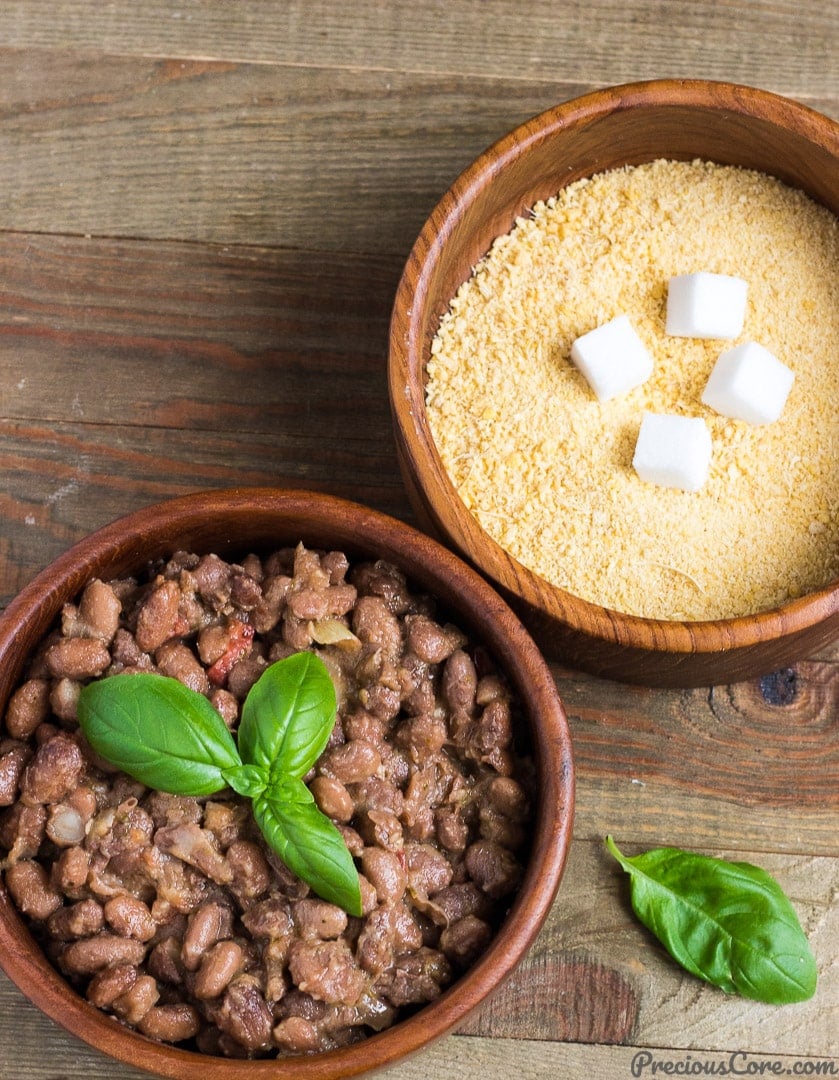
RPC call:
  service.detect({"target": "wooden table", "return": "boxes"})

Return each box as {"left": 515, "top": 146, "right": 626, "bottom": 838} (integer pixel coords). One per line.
{"left": 1, "top": 3, "right": 837, "bottom": 1077}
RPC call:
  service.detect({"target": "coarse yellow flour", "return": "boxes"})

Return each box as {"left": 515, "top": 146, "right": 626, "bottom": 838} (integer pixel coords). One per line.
{"left": 425, "top": 160, "right": 839, "bottom": 621}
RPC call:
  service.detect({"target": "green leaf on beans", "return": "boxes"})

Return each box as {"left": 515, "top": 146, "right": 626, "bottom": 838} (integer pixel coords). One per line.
{"left": 605, "top": 836, "right": 817, "bottom": 1004}
{"left": 78, "top": 673, "right": 241, "bottom": 796}
{"left": 77, "top": 652, "right": 360, "bottom": 914}
{"left": 254, "top": 781, "right": 362, "bottom": 917}
{"left": 238, "top": 651, "right": 337, "bottom": 779}
{"left": 222, "top": 762, "right": 268, "bottom": 799}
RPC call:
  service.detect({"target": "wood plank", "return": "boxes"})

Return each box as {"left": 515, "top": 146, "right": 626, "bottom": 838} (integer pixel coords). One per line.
{"left": 0, "top": 48, "right": 593, "bottom": 251}
{"left": 4, "top": 974, "right": 837, "bottom": 1080}
{"left": 6, "top": 0, "right": 839, "bottom": 105}
{"left": 0, "top": 416, "right": 412, "bottom": 605}
{"left": 559, "top": 658, "right": 839, "bottom": 812}
{"left": 0, "top": 233, "right": 401, "bottom": 434}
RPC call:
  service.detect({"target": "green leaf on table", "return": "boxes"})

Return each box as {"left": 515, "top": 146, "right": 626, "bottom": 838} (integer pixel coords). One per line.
{"left": 605, "top": 835, "right": 817, "bottom": 1004}
{"left": 78, "top": 672, "right": 241, "bottom": 796}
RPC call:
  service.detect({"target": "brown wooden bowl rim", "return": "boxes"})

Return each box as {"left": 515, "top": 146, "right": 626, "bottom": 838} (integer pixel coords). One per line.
{"left": 0, "top": 487, "right": 574, "bottom": 1079}
{"left": 389, "top": 78, "right": 839, "bottom": 657}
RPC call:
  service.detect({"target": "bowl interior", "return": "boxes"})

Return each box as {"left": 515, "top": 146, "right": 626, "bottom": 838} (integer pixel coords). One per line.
{"left": 390, "top": 80, "right": 839, "bottom": 685}
{"left": 0, "top": 488, "right": 574, "bottom": 1080}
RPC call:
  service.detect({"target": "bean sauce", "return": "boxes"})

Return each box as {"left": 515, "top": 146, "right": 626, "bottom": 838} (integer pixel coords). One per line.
{"left": 0, "top": 545, "right": 533, "bottom": 1058}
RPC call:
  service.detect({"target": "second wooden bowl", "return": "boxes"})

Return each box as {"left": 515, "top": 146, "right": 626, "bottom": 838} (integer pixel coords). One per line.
{"left": 388, "top": 79, "right": 839, "bottom": 687}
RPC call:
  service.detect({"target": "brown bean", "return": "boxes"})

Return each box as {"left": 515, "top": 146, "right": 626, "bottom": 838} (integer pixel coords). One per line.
{"left": 112, "top": 974, "right": 160, "bottom": 1024}
{"left": 104, "top": 895, "right": 157, "bottom": 941}
{"left": 361, "top": 847, "right": 406, "bottom": 906}
{"left": 193, "top": 940, "right": 244, "bottom": 999}
{"left": 86, "top": 962, "right": 139, "bottom": 1007}
{"left": 192, "top": 553, "right": 233, "bottom": 607}
{"left": 50, "top": 845, "right": 90, "bottom": 898}
{"left": 181, "top": 901, "right": 233, "bottom": 971}
{"left": 135, "top": 580, "right": 182, "bottom": 652}
{"left": 215, "top": 976, "right": 273, "bottom": 1051}
{"left": 60, "top": 934, "right": 147, "bottom": 976}
{"left": 324, "top": 582, "right": 357, "bottom": 615}
{"left": 47, "top": 898, "right": 104, "bottom": 940}
{"left": 209, "top": 687, "right": 239, "bottom": 727}
{"left": 351, "top": 597, "right": 402, "bottom": 657}
{"left": 155, "top": 640, "right": 210, "bottom": 695}
{"left": 5, "top": 679, "right": 50, "bottom": 739}
{"left": 0, "top": 802, "right": 46, "bottom": 860}
{"left": 138, "top": 1003, "right": 202, "bottom": 1043}
{"left": 147, "top": 937, "right": 185, "bottom": 986}
{"left": 287, "top": 940, "right": 365, "bottom": 1007}
{"left": 404, "top": 843, "right": 453, "bottom": 897}
{"left": 309, "top": 775, "right": 354, "bottom": 823}
{"left": 20, "top": 734, "right": 84, "bottom": 806}
{"left": 5, "top": 860, "right": 63, "bottom": 920}
{"left": 319, "top": 739, "right": 381, "bottom": 784}
{"left": 321, "top": 550, "right": 350, "bottom": 584}
{"left": 49, "top": 677, "right": 82, "bottom": 723}
{"left": 0, "top": 742, "right": 32, "bottom": 805}
{"left": 485, "top": 776, "right": 529, "bottom": 820}
{"left": 396, "top": 714, "right": 448, "bottom": 761}
{"left": 441, "top": 649, "right": 478, "bottom": 713}
{"left": 76, "top": 579, "right": 122, "bottom": 644}
{"left": 357, "top": 808, "right": 403, "bottom": 851}
{"left": 273, "top": 1016, "right": 322, "bottom": 1053}
{"left": 292, "top": 899, "right": 348, "bottom": 941}
{"left": 464, "top": 839, "right": 522, "bottom": 899}
{"left": 439, "top": 914, "right": 493, "bottom": 968}
{"left": 405, "top": 614, "right": 465, "bottom": 663}
{"left": 288, "top": 588, "right": 329, "bottom": 621}
{"left": 44, "top": 637, "right": 111, "bottom": 680}
{"left": 476, "top": 699, "right": 512, "bottom": 752}
{"left": 434, "top": 805, "right": 470, "bottom": 853}
{"left": 225, "top": 840, "right": 271, "bottom": 901}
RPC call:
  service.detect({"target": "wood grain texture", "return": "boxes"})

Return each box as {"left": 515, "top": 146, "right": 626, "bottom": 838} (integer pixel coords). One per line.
{"left": 0, "top": 232, "right": 402, "bottom": 432}
{"left": 0, "top": 48, "right": 592, "bottom": 252}
{"left": 6, "top": 0, "right": 839, "bottom": 102}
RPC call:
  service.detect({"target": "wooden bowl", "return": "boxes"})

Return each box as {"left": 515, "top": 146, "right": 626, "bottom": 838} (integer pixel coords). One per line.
{"left": 0, "top": 488, "right": 574, "bottom": 1079}
{"left": 389, "top": 79, "right": 839, "bottom": 687}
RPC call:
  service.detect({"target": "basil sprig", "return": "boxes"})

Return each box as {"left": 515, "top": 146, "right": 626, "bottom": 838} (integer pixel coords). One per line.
{"left": 606, "top": 835, "right": 817, "bottom": 1004}
{"left": 78, "top": 652, "right": 362, "bottom": 916}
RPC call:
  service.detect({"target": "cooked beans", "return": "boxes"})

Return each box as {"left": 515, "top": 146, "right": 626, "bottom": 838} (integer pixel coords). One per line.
{"left": 1, "top": 545, "right": 533, "bottom": 1058}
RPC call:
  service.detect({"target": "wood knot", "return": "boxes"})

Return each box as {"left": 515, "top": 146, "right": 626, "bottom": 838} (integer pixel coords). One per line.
{"left": 758, "top": 667, "right": 798, "bottom": 707}
{"left": 457, "top": 952, "right": 638, "bottom": 1044}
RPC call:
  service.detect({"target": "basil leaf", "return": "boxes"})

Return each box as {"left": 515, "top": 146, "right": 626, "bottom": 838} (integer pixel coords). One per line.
{"left": 222, "top": 763, "right": 268, "bottom": 799}
{"left": 238, "top": 652, "right": 337, "bottom": 780}
{"left": 78, "top": 673, "right": 241, "bottom": 796}
{"left": 253, "top": 781, "right": 362, "bottom": 917}
{"left": 606, "top": 836, "right": 817, "bottom": 1004}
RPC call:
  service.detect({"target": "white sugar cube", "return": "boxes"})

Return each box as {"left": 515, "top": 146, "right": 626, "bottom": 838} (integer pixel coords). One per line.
{"left": 633, "top": 413, "right": 712, "bottom": 492}
{"left": 569, "top": 315, "right": 653, "bottom": 402}
{"left": 665, "top": 272, "right": 748, "bottom": 339}
{"left": 701, "top": 341, "right": 794, "bottom": 425}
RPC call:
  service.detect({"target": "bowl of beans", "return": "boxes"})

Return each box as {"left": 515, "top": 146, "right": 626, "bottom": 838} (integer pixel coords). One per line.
{"left": 389, "top": 79, "right": 839, "bottom": 687}
{"left": 0, "top": 488, "right": 574, "bottom": 1079}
